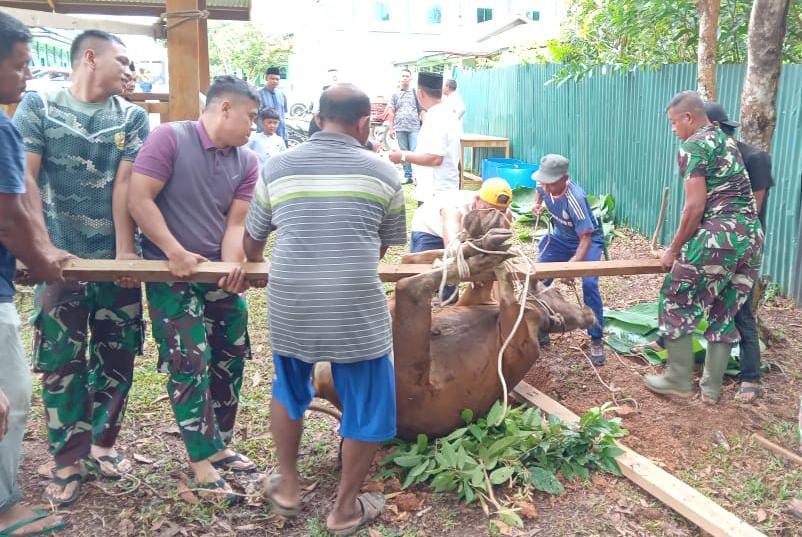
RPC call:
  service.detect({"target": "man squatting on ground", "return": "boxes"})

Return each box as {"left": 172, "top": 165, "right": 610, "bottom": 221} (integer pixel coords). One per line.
{"left": 645, "top": 91, "right": 764, "bottom": 404}
{"left": 244, "top": 83, "right": 407, "bottom": 536}
{"left": 0, "top": 11, "right": 73, "bottom": 535}
{"left": 13, "top": 29, "right": 150, "bottom": 506}
{"left": 128, "top": 76, "right": 260, "bottom": 501}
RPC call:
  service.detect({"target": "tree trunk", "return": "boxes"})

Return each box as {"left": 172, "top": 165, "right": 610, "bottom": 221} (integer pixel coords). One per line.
{"left": 739, "top": 0, "right": 792, "bottom": 151}
{"left": 695, "top": 0, "right": 720, "bottom": 101}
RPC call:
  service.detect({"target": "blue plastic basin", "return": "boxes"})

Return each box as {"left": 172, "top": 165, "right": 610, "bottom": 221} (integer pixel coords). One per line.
{"left": 482, "top": 158, "right": 538, "bottom": 188}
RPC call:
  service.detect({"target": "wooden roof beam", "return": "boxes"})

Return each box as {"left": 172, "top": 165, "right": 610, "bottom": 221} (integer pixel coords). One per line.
{"left": 0, "top": 6, "right": 165, "bottom": 37}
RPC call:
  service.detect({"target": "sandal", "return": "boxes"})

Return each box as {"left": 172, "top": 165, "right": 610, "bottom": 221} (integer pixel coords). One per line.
{"left": 327, "top": 492, "right": 385, "bottom": 536}
{"left": 0, "top": 508, "right": 65, "bottom": 536}
{"left": 262, "top": 474, "right": 302, "bottom": 517}
{"left": 189, "top": 478, "right": 242, "bottom": 505}
{"left": 87, "top": 454, "right": 131, "bottom": 479}
{"left": 42, "top": 468, "right": 89, "bottom": 508}
{"left": 210, "top": 453, "right": 257, "bottom": 474}
{"left": 735, "top": 384, "right": 763, "bottom": 404}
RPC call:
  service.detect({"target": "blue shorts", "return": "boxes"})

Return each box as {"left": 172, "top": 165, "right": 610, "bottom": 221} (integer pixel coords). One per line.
{"left": 271, "top": 354, "right": 397, "bottom": 442}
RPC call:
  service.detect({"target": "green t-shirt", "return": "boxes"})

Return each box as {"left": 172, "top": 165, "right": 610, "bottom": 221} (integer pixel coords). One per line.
{"left": 13, "top": 89, "right": 149, "bottom": 259}
{"left": 677, "top": 124, "right": 756, "bottom": 220}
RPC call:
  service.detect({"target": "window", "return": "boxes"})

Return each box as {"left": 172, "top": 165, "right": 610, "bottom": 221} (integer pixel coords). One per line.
{"left": 528, "top": 10, "right": 540, "bottom": 21}
{"left": 477, "top": 7, "right": 493, "bottom": 23}
{"left": 427, "top": 5, "right": 442, "bottom": 24}
{"left": 374, "top": 1, "right": 390, "bottom": 22}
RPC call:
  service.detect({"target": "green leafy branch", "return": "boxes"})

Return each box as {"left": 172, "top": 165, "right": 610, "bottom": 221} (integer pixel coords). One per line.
{"left": 379, "top": 402, "right": 627, "bottom": 528}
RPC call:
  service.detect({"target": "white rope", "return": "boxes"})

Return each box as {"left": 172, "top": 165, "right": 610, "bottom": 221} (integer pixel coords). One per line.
{"left": 432, "top": 208, "right": 537, "bottom": 426}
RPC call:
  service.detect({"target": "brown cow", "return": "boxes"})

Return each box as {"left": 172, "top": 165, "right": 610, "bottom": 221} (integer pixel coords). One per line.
{"left": 313, "top": 212, "right": 594, "bottom": 439}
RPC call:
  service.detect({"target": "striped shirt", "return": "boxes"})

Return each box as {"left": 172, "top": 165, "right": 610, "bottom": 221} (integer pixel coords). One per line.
{"left": 245, "top": 131, "right": 407, "bottom": 364}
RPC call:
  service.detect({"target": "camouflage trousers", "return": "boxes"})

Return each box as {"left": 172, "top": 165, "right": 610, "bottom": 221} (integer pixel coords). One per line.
{"left": 146, "top": 283, "right": 250, "bottom": 462}
{"left": 659, "top": 215, "right": 764, "bottom": 343}
{"left": 33, "top": 281, "right": 143, "bottom": 468}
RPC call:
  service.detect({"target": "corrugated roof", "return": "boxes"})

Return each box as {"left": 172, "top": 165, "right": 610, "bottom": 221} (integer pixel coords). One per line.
{"left": 0, "top": 0, "right": 250, "bottom": 20}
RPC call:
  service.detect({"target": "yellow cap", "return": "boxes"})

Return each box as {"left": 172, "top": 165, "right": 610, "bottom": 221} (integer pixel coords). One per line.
{"left": 478, "top": 178, "right": 513, "bottom": 208}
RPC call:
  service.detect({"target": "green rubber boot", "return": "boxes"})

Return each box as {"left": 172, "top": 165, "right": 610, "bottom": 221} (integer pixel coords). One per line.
{"left": 644, "top": 334, "right": 694, "bottom": 398}
{"left": 699, "top": 342, "right": 732, "bottom": 403}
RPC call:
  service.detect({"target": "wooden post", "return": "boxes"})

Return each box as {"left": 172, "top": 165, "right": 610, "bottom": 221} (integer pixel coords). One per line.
{"left": 166, "top": 0, "right": 202, "bottom": 120}
{"left": 197, "top": 0, "right": 210, "bottom": 93}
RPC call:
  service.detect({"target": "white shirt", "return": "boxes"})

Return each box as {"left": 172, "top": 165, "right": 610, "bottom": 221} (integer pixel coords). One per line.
{"left": 444, "top": 91, "right": 466, "bottom": 129}
{"left": 411, "top": 190, "right": 477, "bottom": 236}
{"left": 247, "top": 132, "right": 286, "bottom": 167}
{"left": 412, "top": 102, "right": 461, "bottom": 202}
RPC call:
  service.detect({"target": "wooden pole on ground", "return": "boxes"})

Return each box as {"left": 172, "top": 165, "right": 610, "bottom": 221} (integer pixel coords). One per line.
{"left": 166, "top": 0, "right": 202, "bottom": 120}
{"left": 17, "top": 258, "right": 667, "bottom": 284}
{"left": 512, "top": 382, "right": 765, "bottom": 537}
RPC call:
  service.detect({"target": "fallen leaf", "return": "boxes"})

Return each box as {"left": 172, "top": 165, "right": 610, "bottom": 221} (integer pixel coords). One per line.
{"left": 515, "top": 500, "right": 538, "bottom": 520}
{"left": 158, "top": 426, "right": 181, "bottom": 436}
{"left": 615, "top": 405, "right": 636, "bottom": 417}
{"left": 394, "top": 492, "right": 422, "bottom": 512}
{"left": 385, "top": 476, "right": 402, "bottom": 492}
{"left": 133, "top": 453, "right": 154, "bottom": 464}
{"left": 362, "top": 480, "right": 385, "bottom": 493}
{"left": 713, "top": 430, "right": 731, "bottom": 452}
{"left": 234, "top": 525, "right": 259, "bottom": 531}
{"left": 250, "top": 370, "right": 262, "bottom": 388}
{"left": 756, "top": 508, "right": 768, "bottom": 523}
{"left": 119, "top": 519, "right": 136, "bottom": 536}
{"left": 176, "top": 480, "right": 200, "bottom": 504}
{"left": 368, "top": 529, "right": 383, "bottom": 537}
{"left": 591, "top": 474, "right": 608, "bottom": 487}
{"left": 789, "top": 498, "right": 802, "bottom": 519}
{"left": 150, "top": 394, "right": 169, "bottom": 405}
{"left": 493, "top": 520, "right": 516, "bottom": 536}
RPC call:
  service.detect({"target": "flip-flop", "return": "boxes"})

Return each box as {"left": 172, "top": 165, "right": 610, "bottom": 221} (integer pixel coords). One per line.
{"left": 327, "top": 492, "right": 385, "bottom": 536}
{"left": 42, "top": 470, "right": 87, "bottom": 508}
{"left": 188, "top": 478, "right": 243, "bottom": 505}
{"left": 735, "top": 385, "right": 763, "bottom": 404}
{"left": 0, "top": 508, "right": 65, "bottom": 536}
{"left": 210, "top": 453, "right": 257, "bottom": 474}
{"left": 262, "top": 474, "right": 302, "bottom": 517}
{"left": 87, "top": 454, "right": 131, "bottom": 480}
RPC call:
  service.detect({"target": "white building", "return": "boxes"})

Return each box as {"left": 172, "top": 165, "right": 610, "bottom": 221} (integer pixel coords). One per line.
{"left": 253, "top": 0, "right": 566, "bottom": 101}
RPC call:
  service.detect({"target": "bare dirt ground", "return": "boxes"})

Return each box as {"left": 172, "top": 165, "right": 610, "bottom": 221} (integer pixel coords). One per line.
{"left": 12, "top": 195, "right": 802, "bottom": 536}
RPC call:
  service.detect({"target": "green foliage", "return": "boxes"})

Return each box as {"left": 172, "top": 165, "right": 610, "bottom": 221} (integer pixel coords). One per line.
{"left": 380, "top": 401, "right": 627, "bottom": 524}
{"left": 603, "top": 302, "right": 767, "bottom": 375}
{"left": 208, "top": 22, "right": 293, "bottom": 83}
{"left": 538, "top": 0, "right": 802, "bottom": 82}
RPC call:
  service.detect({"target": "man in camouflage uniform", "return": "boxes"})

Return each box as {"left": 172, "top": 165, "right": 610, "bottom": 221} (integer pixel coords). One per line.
{"left": 13, "top": 30, "right": 148, "bottom": 505}
{"left": 645, "top": 91, "right": 764, "bottom": 403}
{"left": 129, "top": 76, "right": 258, "bottom": 502}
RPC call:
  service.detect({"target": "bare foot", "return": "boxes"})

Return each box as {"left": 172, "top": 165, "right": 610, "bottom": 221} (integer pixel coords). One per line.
{"left": 43, "top": 463, "right": 84, "bottom": 506}
{"left": 263, "top": 472, "right": 301, "bottom": 511}
{"left": 189, "top": 459, "right": 223, "bottom": 484}
{"left": 0, "top": 504, "right": 63, "bottom": 536}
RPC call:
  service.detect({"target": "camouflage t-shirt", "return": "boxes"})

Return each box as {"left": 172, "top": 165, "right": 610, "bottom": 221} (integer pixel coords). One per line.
{"left": 677, "top": 125, "right": 756, "bottom": 220}
{"left": 13, "top": 89, "right": 149, "bottom": 259}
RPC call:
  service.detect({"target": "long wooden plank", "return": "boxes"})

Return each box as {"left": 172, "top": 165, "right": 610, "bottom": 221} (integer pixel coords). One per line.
{"left": 511, "top": 382, "right": 765, "bottom": 537}
{"left": 0, "top": 6, "right": 161, "bottom": 37}
{"left": 18, "top": 258, "right": 666, "bottom": 284}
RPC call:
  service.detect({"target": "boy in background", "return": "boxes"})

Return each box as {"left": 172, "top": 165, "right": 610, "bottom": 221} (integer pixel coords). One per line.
{"left": 248, "top": 107, "right": 286, "bottom": 168}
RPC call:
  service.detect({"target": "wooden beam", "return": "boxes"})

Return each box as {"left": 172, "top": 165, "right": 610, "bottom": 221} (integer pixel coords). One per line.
{"left": 166, "top": 0, "right": 202, "bottom": 121}
{"left": 0, "top": 6, "right": 162, "bottom": 37}
{"left": 18, "top": 258, "right": 667, "bottom": 284}
{"left": 197, "top": 0, "right": 210, "bottom": 92}
{"left": 511, "top": 382, "right": 766, "bottom": 537}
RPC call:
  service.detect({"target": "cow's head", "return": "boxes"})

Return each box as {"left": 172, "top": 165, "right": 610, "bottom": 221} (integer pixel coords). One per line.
{"left": 527, "top": 281, "right": 596, "bottom": 334}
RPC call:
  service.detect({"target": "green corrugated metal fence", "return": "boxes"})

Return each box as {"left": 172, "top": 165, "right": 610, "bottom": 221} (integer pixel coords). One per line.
{"left": 457, "top": 64, "right": 802, "bottom": 302}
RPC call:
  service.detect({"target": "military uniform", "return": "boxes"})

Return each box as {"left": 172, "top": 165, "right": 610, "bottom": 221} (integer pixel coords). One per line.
{"left": 658, "top": 125, "right": 764, "bottom": 343}
{"left": 147, "top": 283, "right": 249, "bottom": 461}
{"left": 13, "top": 89, "right": 149, "bottom": 468}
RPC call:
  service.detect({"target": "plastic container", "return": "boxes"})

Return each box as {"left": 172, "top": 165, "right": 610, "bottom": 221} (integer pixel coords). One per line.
{"left": 482, "top": 158, "right": 538, "bottom": 188}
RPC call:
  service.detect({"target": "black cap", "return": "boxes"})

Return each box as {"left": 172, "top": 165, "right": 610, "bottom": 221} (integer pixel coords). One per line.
{"left": 418, "top": 71, "right": 443, "bottom": 91}
{"left": 703, "top": 101, "right": 739, "bottom": 128}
